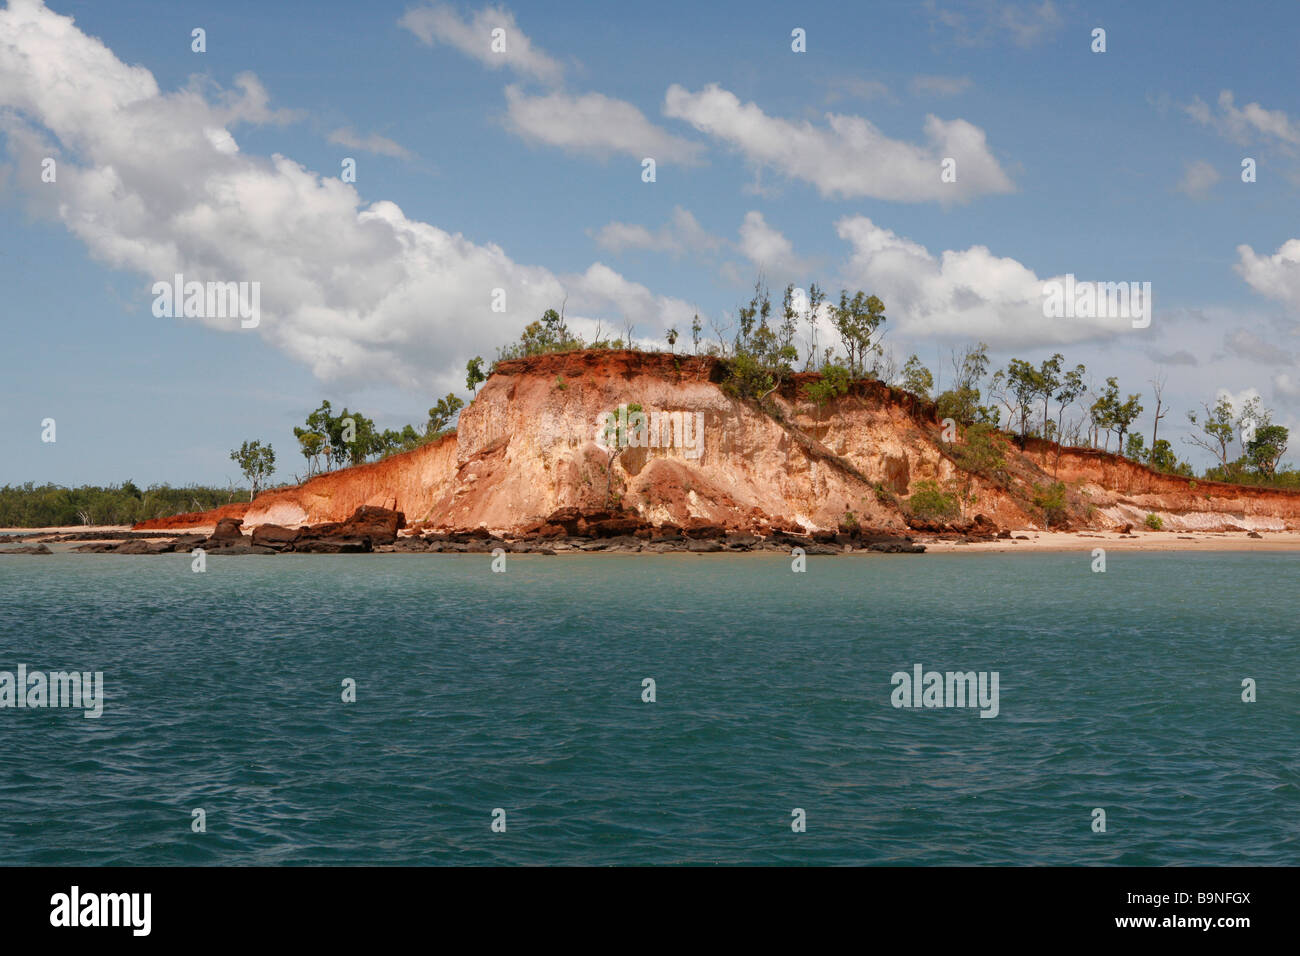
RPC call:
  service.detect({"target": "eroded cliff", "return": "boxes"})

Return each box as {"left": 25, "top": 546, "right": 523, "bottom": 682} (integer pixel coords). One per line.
{"left": 136, "top": 350, "right": 1300, "bottom": 534}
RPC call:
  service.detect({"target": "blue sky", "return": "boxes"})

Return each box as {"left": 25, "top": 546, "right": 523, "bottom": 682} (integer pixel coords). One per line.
{"left": 2, "top": 0, "right": 1299, "bottom": 487}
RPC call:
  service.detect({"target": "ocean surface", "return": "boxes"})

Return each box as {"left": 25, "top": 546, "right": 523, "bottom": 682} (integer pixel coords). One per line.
{"left": 0, "top": 551, "right": 1296, "bottom": 866}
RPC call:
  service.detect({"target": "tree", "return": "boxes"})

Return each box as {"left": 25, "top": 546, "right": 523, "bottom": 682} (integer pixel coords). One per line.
{"left": 1149, "top": 439, "right": 1178, "bottom": 472}
{"left": 690, "top": 314, "right": 702, "bottom": 355}
{"left": 230, "top": 440, "right": 275, "bottom": 500}
{"left": 293, "top": 427, "right": 326, "bottom": 475}
{"left": 935, "top": 343, "right": 995, "bottom": 425}
{"left": 1036, "top": 353, "right": 1064, "bottom": 438}
{"left": 1102, "top": 378, "right": 1143, "bottom": 454}
{"left": 899, "top": 354, "right": 934, "bottom": 401}
{"left": 831, "top": 290, "right": 886, "bottom": 376}
{"left": 466, "top": 356, "right": 486, "bottom": 395}
{"left": 1053, "top": 363, "right": 1088, "bottom": 445}
{"left": 1149, "top": 373, "right": 1168, "bottom": 452}
{"left": 1125, "top": 432, "right": 1146, "bottom": 462}
{"left": 1185, "top": 397, "right": 1236, "bottom": 470}
{"left": 666, "top": 327, "right": 678, "bottom": 354}
{"left": 993, "top": 359, "right": 1039, "bottom": 439}
{"left": 426, "top": 394, "right": 465, "bottom": 436}
{"left": 1246, "top": 424, "right": 1289, "bottom": 477}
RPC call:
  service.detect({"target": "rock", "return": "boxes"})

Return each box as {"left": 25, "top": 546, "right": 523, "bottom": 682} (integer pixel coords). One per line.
{"left": 997, "top": 530, "right": 1012, "bottom": 539}
{"left": 210, "top": 517, "right": 245, "bottom": 541}
{"left": 251, "top": 524, "right": 300, "bottom": 551}
{"left": 206, "top": 543, "right": 276, "bottom": 555}
{"left": 340, "top": 506, "right": 405, "bottom": 546}
{"left": 804, "top": 543, "right": 842, "bottom": 555}
{"left": 686, "top": 539, "right": 724, "bottom": 552}
{"left": 0, "top": 544, "right": 52, "bottom": 555}
{"left": 589, "top": 517, "right": 649, "bottom": 538}
{"left": 1247, "top": 530, "right": 1263, "bottom": 539}
{"left": 171, "top": 534, "right": 206, "bottom": 552}
{"left": 393, "top": 537, "right": 430, "bottom": 552}
{"left": 294, "top": 537, "right": 370, "bottom": 554}
{"left": 724, "top": 533, "right": 759, "bottom": 550}
{"left": 867, "top": 540, "right": 926, "bottom": 554}
{"left": 114, "top": 539, "right": 174, "bottom": 554}
{"left": 1117, "top": 523, "right": 1133, "bottom": 535}
{"left": 73, "top": 542, "right": 117, "bottom": 553}
{"left": 683, "top": 522, "right": 725, "bottom": 540}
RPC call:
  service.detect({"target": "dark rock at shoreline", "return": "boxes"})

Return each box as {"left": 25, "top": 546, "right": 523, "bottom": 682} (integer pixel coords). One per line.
{"left": 114, "top": 539, "right": 174, "bottom": 555}
{"left": 294, "top": 536, "right": 370, "bottom": 554}
{"left": 0, "top": 544, "right": 52, "bottom": 555}
{"left": 251, "top": 524, "right": 300, "bottom": 551}
{"left": 210, "top": 517, "right": 245, "bottom": 542}
{"left": 171, "top": 534, "right": 206, "bottom": 552}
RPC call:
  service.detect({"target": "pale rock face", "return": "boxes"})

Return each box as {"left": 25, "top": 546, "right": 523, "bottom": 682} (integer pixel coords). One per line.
{"left": 168, "top": 352, "right": 1300, "bottom": 535}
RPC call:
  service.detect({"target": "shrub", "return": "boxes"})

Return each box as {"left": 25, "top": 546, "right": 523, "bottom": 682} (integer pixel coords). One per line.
{"left": 1032, "top": 481, "right": 1068, "bottom": 528}
{"left": 907, "top": 480, "right": 959, "bottom": 521}
{"left": 1144, "top": 513, "right": 1163, "bottom": 531}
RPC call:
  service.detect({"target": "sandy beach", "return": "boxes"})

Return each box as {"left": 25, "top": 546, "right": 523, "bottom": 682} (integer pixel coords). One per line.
{"left": 918, "top": 530, "right": 1300, "bottom": 553}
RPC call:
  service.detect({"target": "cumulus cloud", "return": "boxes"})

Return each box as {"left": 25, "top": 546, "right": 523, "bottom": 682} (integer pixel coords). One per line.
{"left": 398, "top": 2, "right": 564, "bottom": 86}
{"left": 1184, "top": 90, "right": 1300, "bottom": 149}
{"left": 592, "top": 206, "right": 724, "bottom": 257}
{"left": 663, "top": 83, "right": 1012, "bottom": 202}
{"left": 327, "top": 127, "right": 413, "bottom": 160}
{"left": 1236, "top": 239, "right": 1300, "bottom": 313}
{"left": 834, "top": 216, "right": 1151, "bottom": 346}
{"left": 505, "top": 85, "right": 705, "bottom": 164}
{"left": 1175, "top": 159, "right": 1220, "bottom": 198}
{"left": 736, "top": 211, "right": 811, "bottom": 276}
{"left": 0, "top": 1, "right": 685, "bottom": 389}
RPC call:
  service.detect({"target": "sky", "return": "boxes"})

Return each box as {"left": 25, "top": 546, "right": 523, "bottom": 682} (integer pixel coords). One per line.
{"left": 2, "top": 0, "right": 1298, "bottom": 487}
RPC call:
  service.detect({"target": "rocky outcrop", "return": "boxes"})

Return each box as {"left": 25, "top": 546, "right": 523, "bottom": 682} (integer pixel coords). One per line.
{"left": 132, "top": 350, "right": 1300, "bottom": 536}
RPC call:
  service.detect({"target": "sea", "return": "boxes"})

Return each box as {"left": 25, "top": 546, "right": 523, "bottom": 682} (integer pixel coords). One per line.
{"left": 1, "top": 551, "right": 1296, "bottom": 865}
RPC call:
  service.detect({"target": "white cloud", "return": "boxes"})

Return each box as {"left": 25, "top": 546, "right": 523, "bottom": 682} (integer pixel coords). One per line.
{"left": 835, "top": 216, "right": 1150, "bottom": 347}
{"left": 504, "top": 85, "right": 705, "bottom": 164}
{"left": 593, "top": 207, "right": 724, "bottom": 257}
{"left": 1175, "top": 159, "right": 1220, "bottom": 199}
{"left": 327, "top": 127, "right": 413, "bottom": 160}
{"left": 662, "top": 83, "right": 1012, "bottom": 202}
{"left": 910, "top": 74, "right": 971, "bottom": 97}
{"left": 1185, "top": 90, "right": 1300, "bottom": 149}
{"left": 398, "top": 2, "right": 563, "bottom": 86}
{"left": 0, "top": 1, "right": 684, "bottom": 390}
{"left": 1236, "top": 238, "right": 1300, "bottom": 313}
{"left": 737, "top": 211, "right": 811, "bottom": 276}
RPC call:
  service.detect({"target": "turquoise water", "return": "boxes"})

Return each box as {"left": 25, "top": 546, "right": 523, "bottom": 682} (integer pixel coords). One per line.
{"left": 0, "top": 551, "right": 1296, "bottom": 865}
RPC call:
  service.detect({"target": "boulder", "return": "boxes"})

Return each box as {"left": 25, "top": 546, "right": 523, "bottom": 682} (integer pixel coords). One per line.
{"left": 251, "top": 524, "right": 300, "bottom": 551}
{"left": 210, "top": 517, "right": 245, "bottom": 542}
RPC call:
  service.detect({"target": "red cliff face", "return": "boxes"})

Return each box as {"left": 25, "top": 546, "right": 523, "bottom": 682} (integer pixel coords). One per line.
{"left": 136, "top": 350, "right": 1300, "bottom": 534}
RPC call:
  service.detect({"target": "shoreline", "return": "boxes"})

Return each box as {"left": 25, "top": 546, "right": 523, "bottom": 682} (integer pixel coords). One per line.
{"left": 4, "top": 526, "right": 1300, "bottom": 555}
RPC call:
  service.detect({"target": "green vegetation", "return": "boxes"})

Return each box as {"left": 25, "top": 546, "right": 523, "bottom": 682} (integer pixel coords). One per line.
{"left": 1032, "top": 481, "right": 1068, "bottom": 528}
{"left": 907, "top": 479, "right": 959, "bottom": 521}
{"left": 230, "top": 440, "right": 276, "bottom": 500}
{"left": 1144, "top": 513, "right": 1164, "bottom": 530}
{"left": 0, "top": 482, "right": 246, "bottom": 527}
